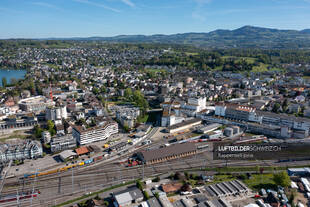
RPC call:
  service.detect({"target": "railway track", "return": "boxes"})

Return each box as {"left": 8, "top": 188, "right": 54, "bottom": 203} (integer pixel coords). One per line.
{"left": 3, "top": 156, "right": 309, "bottom": 196}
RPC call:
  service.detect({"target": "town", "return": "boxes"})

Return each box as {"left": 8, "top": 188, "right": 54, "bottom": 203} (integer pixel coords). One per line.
{"left": 0, "top": 40, "right": 310, "bottom": 207}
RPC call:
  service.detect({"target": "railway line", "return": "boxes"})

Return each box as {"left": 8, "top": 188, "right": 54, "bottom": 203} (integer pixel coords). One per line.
{"left": 3, "top": 153, "right": 310, "bottom": 196}
{"left": 2, "top": 130, "right": 310, "bottom": 206}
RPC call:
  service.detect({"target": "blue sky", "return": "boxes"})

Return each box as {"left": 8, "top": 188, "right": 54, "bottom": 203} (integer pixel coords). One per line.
{"left": 1, "top": 0, "right": 310, "bottom": 38}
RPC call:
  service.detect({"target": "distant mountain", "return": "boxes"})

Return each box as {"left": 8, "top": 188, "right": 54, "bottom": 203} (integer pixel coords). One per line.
{"left": 301, "top": 29, "right": 310, "bottom": 34}
{"left": 41, "top": 26, "right": 310, "bottom": 49}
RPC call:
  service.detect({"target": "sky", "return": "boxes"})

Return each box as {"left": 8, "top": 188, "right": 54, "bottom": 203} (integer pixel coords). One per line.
{"left": 1, "top": 0, "right": 310, "bottom": 38}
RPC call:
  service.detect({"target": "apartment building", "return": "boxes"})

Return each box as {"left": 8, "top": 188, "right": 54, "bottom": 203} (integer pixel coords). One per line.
{"left": 72, "top": 121, "right": 118, "bottom": 145}
{"left": 50, "top": 134, "right": 77, "bottom": 152}
{"left": 18, "top": 96, "right": 54, "bottom": 113}
{"left": 0, "top": 140, "right": 43, "bottom": 163}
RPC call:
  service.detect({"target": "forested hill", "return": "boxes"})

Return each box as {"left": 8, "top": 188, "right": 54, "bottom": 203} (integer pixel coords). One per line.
{"left": 49, "top": 26, "right": 310, "bottom": 49}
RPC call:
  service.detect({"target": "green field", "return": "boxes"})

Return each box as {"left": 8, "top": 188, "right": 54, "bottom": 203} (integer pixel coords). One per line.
{"left": 222, "top": 56, "right": 256, "bottom": 63}
{"left": 243, "top": 173, "right": 276, "bottom": 190}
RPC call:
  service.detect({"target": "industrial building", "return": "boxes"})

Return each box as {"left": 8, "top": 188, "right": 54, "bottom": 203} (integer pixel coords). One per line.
{"left": 287, "top": 168, "right": 310, "bottom": 176}
{"left": 196, "top": 123, "right": 222, "bottom": 134}
{"left": 136, "top": 142, "right": 197, "bottom": 165}
{"left": 223, "top": 126, "right": 241, "bottom": 137}
{"left": 165, "top": 118, "right": 202, "bottom": 133}
{"left": 205, "top": 130, "right": 223, "bottom": 139}
{"left": 113, "top": 186, "right": 144, "bottom": 207}
{"left": 72, "top": 121, "right": 118, "bottom": 145}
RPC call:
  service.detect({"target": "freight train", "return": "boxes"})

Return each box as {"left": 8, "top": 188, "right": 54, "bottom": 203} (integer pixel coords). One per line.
{"left": 23, "top": 155, "right": 104, "bottom": 179}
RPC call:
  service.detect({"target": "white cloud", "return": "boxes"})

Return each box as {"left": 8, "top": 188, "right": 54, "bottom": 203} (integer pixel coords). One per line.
{"left": 32, "top": 2, "right": 63, "bottom": 11}
{"left": 121, "top": 0, "right": 135, "bottom": 8}
{"left": 74, "top": 0, "right": 121, "bottom": 13}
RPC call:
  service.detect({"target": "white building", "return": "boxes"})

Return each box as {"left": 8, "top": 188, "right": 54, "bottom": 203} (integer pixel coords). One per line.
{"left": 50, "top": 134, "right": 77, "bottom": 152}
{"left": 72, "top": 121, "right": 118, "bottom": 145}
{"left": 215, "top": 104, "right": 227, "bottom": 117}
{"left": 45, "top": 105, "right": 68, "bottom": 121}
{"left": 41, "top": 131, "right": 51, "bottom": 144}
{"left": 18, "top": 96, "right": 54, "bottom": 113}
{"left": 0, "top": 140, "right": 43, "bottom": 163}
{"left": 187, "top": 97, "right": 206, "bottom": 112}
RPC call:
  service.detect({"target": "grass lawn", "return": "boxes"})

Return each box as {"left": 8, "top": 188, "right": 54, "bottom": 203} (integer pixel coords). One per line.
{"left": 0, "top": 131, "right": 30, "bottom": 142}
{"left": 252, "top": 63, "right": 269, "bottom": 72}
{"left": 208, "top": 174, "right": 236, "bottom": 185}
{"left": 144, "top": 68, "right": 166, "bottom": 73}
{"left": 243, "top": 173, "right": 276, "bottom": 191}
{"left": 138, "top": 114, "right": 149, "bottom": 123}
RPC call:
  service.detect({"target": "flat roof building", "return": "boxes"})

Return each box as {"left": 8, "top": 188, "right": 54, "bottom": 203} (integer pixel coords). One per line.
{"left": 136, "top": 142, "right": 196, "bottom": 165}
{"left": 18, "top": 96, "right": 54, "bottom": 113}
{"left": 166, "top": 118, "right": 202, "bottom": 134}
{"left": 72, "top": 121, "right": 118, "bottom": 145}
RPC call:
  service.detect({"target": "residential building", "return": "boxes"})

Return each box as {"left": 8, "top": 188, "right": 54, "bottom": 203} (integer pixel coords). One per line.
{"left": 41, "top": 131, "right": 51, "bottom": 144}
{"left": 72, "top": 121, "right": 118, "bottom": 145}
{"left": 45, "top": 105, "right": 68, "bottom": 121}
{"left": 18, "top": 96, "right": 54, "bottom": 112}
{"left": 0, "top": 140, "right": 43, "bottom": 163}
{"left": 50, "top": 134, "right": 77, "bottom": 152}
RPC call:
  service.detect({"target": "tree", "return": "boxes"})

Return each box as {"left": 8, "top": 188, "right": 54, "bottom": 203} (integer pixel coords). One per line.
{"left": 181, "top": 183, "right": 192, "bottom": 192}
{"left": 136, "top": 180, "right": 143, "bottom": 190}
{"left": 92, "top": 87, "right": 99, "bottom": 95}
{"left": 184, "top": 171, "right": 189, "bottom": 179}
{"left": 123, "top": 124, "right": 130, "bottom": 132}
{"left": 174, "top": 172, "right": 183, "bottom": 180}
{"left": 154, "top": 192, "right": 159, "bottom": 199}
{"left": 282, "top": 99, "right": 289, "bottom": 112}
{"left": 143, "top": 190, "right": 150, "bottom": 200}
{"left": 103, "top": 200, "right": 109, "bottom": 207}
{"left": 273, "top": 171, "right": 290, "bottom": 188}
{"left": 10, "top": 78, "right": 17, "bottom": 85}
{"left": 47, "top": 120, "right": 56, "bottom": 136}
{"left": 152, "top": 176, "right": 160, "bottom": 182}
{"left": 2, "top": 77, "right": 7, "bottom": 87}
{"left": 34, "top": 125, "right": 43, "bottom": 138}
{"left": 272, "top": 103, "right": 281, "bottom": 113}
{"left": 124, "top": 88, "right": 133, "bottom": 100}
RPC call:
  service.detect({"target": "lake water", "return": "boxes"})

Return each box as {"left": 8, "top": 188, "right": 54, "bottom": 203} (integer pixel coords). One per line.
{"left": 0, "top": 69, "right": 27, "bottom": 86}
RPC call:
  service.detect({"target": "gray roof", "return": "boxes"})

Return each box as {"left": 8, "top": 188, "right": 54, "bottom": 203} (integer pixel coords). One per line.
{"left": 138, "top": 142, "right": 196, "bottom": 162}
{"left": 147, "top": 197, "right": 162, "bottom": 207}
{"left": 114, "top": 192, "right": 132, "bottom": 205}
{"left": 167, "top": 118, "right": 202, "bottom": 131}
{"left": 114, "top": 186, "right": 143, "bottom": 200}
{"left": 256, "top": 110, "right": 310, "bottom": 123}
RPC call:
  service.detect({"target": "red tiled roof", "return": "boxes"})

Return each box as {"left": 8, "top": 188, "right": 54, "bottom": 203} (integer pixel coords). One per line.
{"left": 75, "top": 146, "right": 89, "bottom": 155}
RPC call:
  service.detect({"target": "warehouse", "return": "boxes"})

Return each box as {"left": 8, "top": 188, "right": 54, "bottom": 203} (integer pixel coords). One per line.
{"left": 196, "top": 123, "right": 222, "bottom": 134}
{"left": 165, "top": 118, "right": 202, "bottom": 134}
{"left": 136, "top": 142, "right": 197, "bottom": 165}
